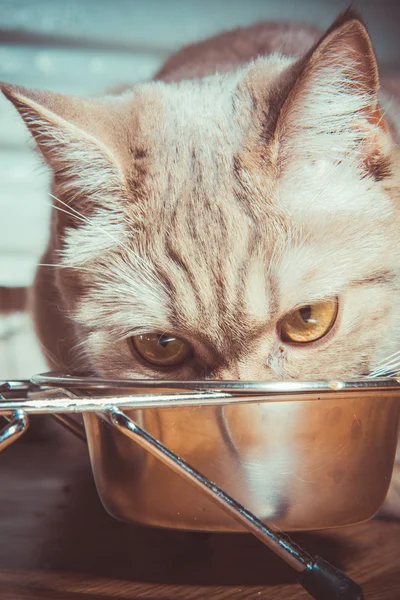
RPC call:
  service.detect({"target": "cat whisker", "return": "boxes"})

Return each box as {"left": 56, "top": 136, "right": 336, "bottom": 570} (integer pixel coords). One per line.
{"left": 375, "top": 359, "right": 400, "bottom": 373}
{"left": 49, "top": 194, "right": 133, "bottom": 230}
{"left": 377, "top": 96, "right": 393, "bottom": 128}
{"left": 371, "top": 353, "right": 400, "bottom": 372}
{"left": 37, "top": 339, "right": 61, "bottom": 367}
{"left": 373, "top": 349, "right": 400, "bottom": 368}
{"left": 370, "top": 371, "right": 400, "bottom": 378}
{"left": 37, "top": 262, "right": 95, "bottom": 273}
{"left": 48, "top": 192, "right": 164, "bottom": 290}
{"left": 369, "top": 361, "right": 400, "bottom": 377}
{"left": 50, "top": 204, "right": 150, "bottom": 284}
{"left": 51, "top": 202, "right": 91, "bottom": 228}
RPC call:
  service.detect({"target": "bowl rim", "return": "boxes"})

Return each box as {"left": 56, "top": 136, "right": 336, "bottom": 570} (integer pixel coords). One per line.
{"left": 32, "top": 371, "right": 400, "bottom": 396}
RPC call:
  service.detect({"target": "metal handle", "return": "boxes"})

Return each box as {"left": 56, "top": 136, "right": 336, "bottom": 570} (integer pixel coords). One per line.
{"left": 0, "top": 410, "right": 29, "bottom": 451}
{"left": 103, "top": 408, "right": 364, "bottom": 600}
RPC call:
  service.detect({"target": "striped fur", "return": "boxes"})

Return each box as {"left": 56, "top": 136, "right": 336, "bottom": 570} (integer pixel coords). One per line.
{"left": 1, "top": 8, "right": 400, "bottom": 384}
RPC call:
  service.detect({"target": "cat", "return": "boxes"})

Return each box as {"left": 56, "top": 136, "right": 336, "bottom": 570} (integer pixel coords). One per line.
{"left": 1, "top": 8, "right": 400, "bottom": 514}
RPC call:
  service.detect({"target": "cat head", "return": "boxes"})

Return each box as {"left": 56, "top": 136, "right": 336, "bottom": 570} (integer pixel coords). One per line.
{"left": 2, "top": 9, "right": 400, "bottom": 380}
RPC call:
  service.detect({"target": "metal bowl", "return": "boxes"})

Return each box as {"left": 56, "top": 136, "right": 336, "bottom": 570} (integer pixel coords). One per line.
{"left": 55, "top": 377, "right": 400, "bottom": 533}
{"left": 5, "top": 377, "right": 391, "bottom": 597}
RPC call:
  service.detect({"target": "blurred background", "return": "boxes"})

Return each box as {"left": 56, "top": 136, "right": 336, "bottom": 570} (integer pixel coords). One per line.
{"left": 0, "top": 0, "right": 399, "bottom": 377}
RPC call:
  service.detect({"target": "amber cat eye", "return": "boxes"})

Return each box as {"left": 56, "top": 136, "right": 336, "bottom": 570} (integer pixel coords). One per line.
{"left": 131, "top": 333, "right": 192, "bottom": 367}
{"left": 279, "top": 299, "right": 338, "bottom": 344}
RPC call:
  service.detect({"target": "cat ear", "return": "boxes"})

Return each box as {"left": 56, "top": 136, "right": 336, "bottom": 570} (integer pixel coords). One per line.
{"left": 0, "top": 83, "right": 127, "bottom": 217}
{"left": 276, "top": 9, "right": 392, "bottom": 178}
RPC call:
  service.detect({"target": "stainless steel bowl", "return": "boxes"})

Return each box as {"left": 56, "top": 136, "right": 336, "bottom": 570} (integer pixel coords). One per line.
{"left": 68, "top": 378, "right": 400, "bottom": 533}
{"left": 1, "top": 374, "right": 399, "bottom": 600}
{"left": 5, "top": 377, "right": 394, "bottom": 598}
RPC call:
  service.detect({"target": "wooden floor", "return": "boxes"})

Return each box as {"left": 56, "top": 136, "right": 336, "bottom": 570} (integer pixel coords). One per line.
{"left": 0, "top": 417, "right": 399, "bottom": 600}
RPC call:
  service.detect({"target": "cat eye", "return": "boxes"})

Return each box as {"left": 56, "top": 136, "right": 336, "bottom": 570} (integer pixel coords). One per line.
{"left": 130, "top": 333, "right": 192, "bottom": 367}
{"left": 279, "top": 299, "right": 338, "bottom": 344}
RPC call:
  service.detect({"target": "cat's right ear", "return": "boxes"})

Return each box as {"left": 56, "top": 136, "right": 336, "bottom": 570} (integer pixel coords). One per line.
{"left": 0, "top": 83, "right": 127, "bottom": 218}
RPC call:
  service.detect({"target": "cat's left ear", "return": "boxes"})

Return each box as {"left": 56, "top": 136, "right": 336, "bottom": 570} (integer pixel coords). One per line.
{"left": 0, "top": 83, "right": 127, "bottom": 215}
{"left": 275, "top": 9, "right": 392, "bottom": 179}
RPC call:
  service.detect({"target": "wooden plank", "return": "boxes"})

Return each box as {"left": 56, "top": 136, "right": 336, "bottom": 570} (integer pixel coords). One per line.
{"left": 0, "top": 46, "right": 164, "bottom": 95}
{"left": 1, "top": 0, "right": 400, "bottom": 66}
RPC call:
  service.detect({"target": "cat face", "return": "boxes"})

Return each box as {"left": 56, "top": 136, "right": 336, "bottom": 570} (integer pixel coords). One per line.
{"left": 2, "top": 10, "right": 400, "bottom": 380}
